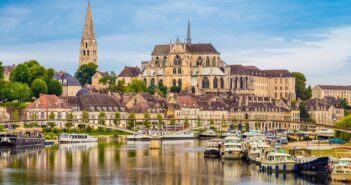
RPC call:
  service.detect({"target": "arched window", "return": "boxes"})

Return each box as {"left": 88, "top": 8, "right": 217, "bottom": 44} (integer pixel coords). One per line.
{"left": 173, "top": 55, "right": 182, "bottom": 65}
{"left": 159, "top": 79, "right": 163, "bottom": 86}
{"left": 202, "top": 77, "right": 209, "bottom": 89}
{"left": 196, "top": 57, "right": 203, "bottom": 66}
{"left": 220, "top": 77, "right": 224, "bottom": 88}
{"left": 178, "top": 68, "right": 182, "bottom": 74}
{"left": 151, "top": 78, "right": 155, "bottom": 85}
{"left": 144, "top": 78, "right": 147, "bottom": 84}
{"left": 240, "top": 77, "right": 244, "bottom": 89}
{"left": 85, "top": 42, "right": 88, "bottom": 48}
{"left": 205, "top": 57, "right": 210, "bottom": 66}
{"left": 191, "top": 87, "right": 195, "bottom": 94}
{"left": 155, "top": 57, "right": 160, "bottom": 67}
{"left": 163, "top": 57, "right": 167, "bottom": 66}
{"left": 213, "top": 77, "right": 218, "bottom": 88}
{"left": 212, "top": 57, "right": 216, "bottom": 66}
{"left": 178, "top": 79, "right": 182, "bottom": 88}
{"left": 173, "top": 68, "right": 177, "bottom": 74}
{"left": 87, "top": 50, "right": 90, "bottom": 56}
{"left": 83, "top": 50, "right": 86, "bottom": 56}
{"left": 172, "top": 79, "right": 177, "bottom": 87}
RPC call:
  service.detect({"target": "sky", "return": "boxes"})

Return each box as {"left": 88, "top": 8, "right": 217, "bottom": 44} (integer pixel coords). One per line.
{"left": 1, "top": 0, "right": 351, "bottom": 86}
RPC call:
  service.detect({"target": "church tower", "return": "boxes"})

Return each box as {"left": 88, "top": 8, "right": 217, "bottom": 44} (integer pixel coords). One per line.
{"left": 79, "top": 1, "right": 98, "bottom": 66}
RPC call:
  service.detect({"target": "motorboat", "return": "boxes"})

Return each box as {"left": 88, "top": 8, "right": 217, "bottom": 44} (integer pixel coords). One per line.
{"left": 331, "top": 158, "right": 351, "bottom": 182}
{"left": 161, "top": 131, "right": 197, "bottom": 140}
{"left": 247, "top": 142, "right": 270, "bottom": 162}
{"left": 260, "top": 149, "right": 295, "bottom": 172}
{"left": 221, "top": 136, "right": 244, "bottom": 160}
{"left": 59, "top": 133, "right": 98, "bottom": 143}
{"left": 199, "top": 130, "right": 218, "bottom": 140}
{"left": 204, "top": 139, "right": 222, "bottom": 158}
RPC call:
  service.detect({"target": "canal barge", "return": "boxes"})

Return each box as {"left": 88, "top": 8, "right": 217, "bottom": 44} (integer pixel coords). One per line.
{"left": 204, "top": 139, "right": 222, "bottom": 158}
{"left": 0, "top": 128, "right": 45, "bottom": 148}
{"left": 59, "top": 133, "right": 98, "bottom": 143}
{"left": 161, "top": 131, "right": 197, "bottom": 140}
{"left": 294, "top": 156, "right": 330, "bottom": 174}
{"left": 221, "top": 136, "right": 244, "bottom": 160}
{"left": 260, "top": 150, "right": 295, "bottom": 172}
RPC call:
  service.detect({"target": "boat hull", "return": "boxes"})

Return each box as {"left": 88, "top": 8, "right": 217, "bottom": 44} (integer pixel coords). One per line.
{"left": 221, "top": 150, "right": 243, "bottom": 160}
{"left": 331, "top": 173, "right": 351, "bottom": 182}
{"left": 295, "top": 157, "right": 330, "bottom": 174}
{"left": 260, "top": 161, "right": 295, "bottom": 172}
{"left": 59, "top": 138, "right": 98, "bottom": 143}
{"left": 248, "top": 152, "right": 260, "bottom": 161}
{"left": 199, "top": 134, "right": 217, "bottom": 140}
{"left": 0, "top": 137, "right": 45, "bottom": 148}
{"left": 204, "top": 149, "right": 221, "bottom": 158}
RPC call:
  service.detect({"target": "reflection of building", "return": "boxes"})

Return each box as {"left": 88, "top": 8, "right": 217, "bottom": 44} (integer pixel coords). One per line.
{"left": 312, "top": 85, "right": 351, "bottom": 104}
{"left": 54, "top": 71, "right": 81, "bottom": 96}
{"left": 305, "top": 96, "right": 344, "bottom": 125}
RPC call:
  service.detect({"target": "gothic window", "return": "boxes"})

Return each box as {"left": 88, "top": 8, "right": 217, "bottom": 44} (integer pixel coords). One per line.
{"left": 173, "top": 55, "right": 182, "bottom": 65}
{"left": 83, "top": 50, "right": 86, "bottom": 56}
{"left": 178, "top": 68, "right": 182, "bottom": 74}
{"left": 173, "top": 79, "right": 177, "bottom": 87}
{"left": 87, "top": 50, "right": 90, "bottom": 56}
{"left": 240, "top": 77, "right": 244, "bottom": 89}
{"left": 196, "top": 57, "right": 203, "bottom": 66}
{"left": 202, "top": 77, "right": 209, "bottom": 89}
{"left": 220, "top": 77, "right": 224, "bottom": 88}
{"left": 173, "top": 68, "right": 177, "bottom": 74}
{"left": 178, "top": 79, "right": 182, "bottom": 88}
{"left": 151, "top": 78, "right": 155, "bottom": 86}
{"left": 205, "top": 57, "right": 210, "bottom": 67}
{"left": 212, "top": 57, "right": 216, "bottom": 66}
{"left": 163, "top": 57, "right": 167, "bottom": 66}
{"left": 213, "top": 77, "right": 218, "bottom": 88}
{"left": 85, "top": 42, "right": 88, "bottom": 48}
{"left": 192, "top": 87, "right": 195, "bottom": 94}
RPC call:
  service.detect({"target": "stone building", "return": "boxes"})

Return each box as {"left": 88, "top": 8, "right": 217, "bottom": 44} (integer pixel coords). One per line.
{"left": 312, "top": 85, "right": 351, "bottom": 104}
{"left": 117, "top": 66, "right": 141, "bottom": 85}
{"left": 54, "top": 72, "right": 81, "bottom": 96}
{"left": 91, "top": 71, "right": 108, "bottom": 91}
{"left": 3, "top": 64, "right": 15, "bottom": 81}
{"left": 79, "top": 1, "right": 98, "bottom": 66}
{"left": 305, "top": 96, "right": 344, "bottom": 126}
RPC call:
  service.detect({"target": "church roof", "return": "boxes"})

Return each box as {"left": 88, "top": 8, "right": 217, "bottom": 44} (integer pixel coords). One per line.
{"left": 82, "top": 1, "right": 95, "bottom": 40}
{"left": 152, "top": 43, "right": 219, "bottom": 55}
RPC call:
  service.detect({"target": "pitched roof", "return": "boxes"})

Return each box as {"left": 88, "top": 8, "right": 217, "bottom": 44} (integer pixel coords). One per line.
{"left": 118, "top": 66, "right": 141, "bottom": 77}
{"left": 67, "top": 93, "right": 123, "bottom": 111}
{"left": 54, "top": 72, "right": 81, "bottom": 86}
{"left": 177, "top": 95, "right": 199, "bottom": 108}
{"left": 28, "top": 95, "right": 71, "bottom": 109}
{"left": 152, "top": 43, "right": 219, "bottom": 55}
{"left": 317, "top": 85, "right": 351, "bottom": 91}
{"left": 229, "top": 65, "right": 293, "bottom": 77}
{"left": 305, "top": 96, "right": 342, "bottom": 110}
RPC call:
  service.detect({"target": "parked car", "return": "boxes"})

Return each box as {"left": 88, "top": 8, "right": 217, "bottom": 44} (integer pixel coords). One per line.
{"left": 329, "top": 138, "right": 346, "bottom": 144}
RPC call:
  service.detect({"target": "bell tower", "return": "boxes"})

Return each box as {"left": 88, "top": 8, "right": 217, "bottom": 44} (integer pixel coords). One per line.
{"left": 79, "top": 1, "right": 98, "bottom": 66}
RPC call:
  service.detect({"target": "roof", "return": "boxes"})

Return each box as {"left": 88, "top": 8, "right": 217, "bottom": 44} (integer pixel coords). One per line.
{"left": 229, "top": 65, "right": 293, "bottom": 77}
{"left": 152, "top": 43, "right": 219, "bottom": 55}
{"left": 177, "top": 95, "right": 199, "bottom": 108}
{"left": 54, "top": 72, "right": 81, "bottom": 86}
{"left": 3, "top": 64, "right": 15, "bottom": 74}
{"left": 305, "top": 96, "right": 342, "bottom": 111}
{"left": 118, "top": 66, "right": 141, "bottom": 77}
{"left": 317, "top": 85, "right": 351, "bottom": 91}
{"left": 67, "top": 93, "right": 123, "bottom": 111}
{"left": 28, "top": 95, "right": 71, "bottom": 109}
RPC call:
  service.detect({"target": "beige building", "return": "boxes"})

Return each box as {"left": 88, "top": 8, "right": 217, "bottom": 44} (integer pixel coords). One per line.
{"left": 312, "top": 85, "right": 351, "bottom": 104}
{"left": 117, "top": 66, "right": 141, "bottom": 85}
{"left": 79, "top": 1, "right": 98, "bottom": 66}
{"left": 3, "top": 64, "right": 15, "bottom": 81}
{"left": 91, "top": 71, "right": 108, "bottom": 91}
{"left": 54, "top": 72, "right": 81, "bottom": 96}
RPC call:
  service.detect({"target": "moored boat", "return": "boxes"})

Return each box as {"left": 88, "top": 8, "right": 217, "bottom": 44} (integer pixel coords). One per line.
{"left": 0, "top": 128, "right": 45, "bottom": 148}
{"left": 59, "top": 133, "right": 98, "bottom": 143}
{"left": 221, "top": 136, "right": 244, "bottom": 160}
{"left": 204, "top": 139, "right": 222, "bottom": 158}
{"left": 199, "top": 130, "right": 218, "bottom": 140}
{"left": 331, "top": 158, "right": 351, "bottom": 182}
{"left": 294, "top": 156, "right": 330, "bottom": 174}
{"left": 260, "top": 149, "right": 295, "bottom": 172}
{"left": 247, "top": 143, "right": 270, "bottom": 162}
{"left": 161, "top": 131, "right": 196, "bottom": 140}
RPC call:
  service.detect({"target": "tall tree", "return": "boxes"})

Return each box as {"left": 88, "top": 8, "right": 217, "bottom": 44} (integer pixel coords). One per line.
{"left": 65, "top": 112, "right": 74, "bottom": 132}
{"left": 31, "top": 79, "right": 48, "bottom": 98}
{"left": 48, "top": 80, "right": 63, "bottom": 96}
{"left": 127, "top": 112, "right": 136, "bottom": 129}
{"left": 75, "top": 62, "right": 98, "bottom": 85}
{"left": 98, "top": 112, "right": 106, "bottom": 125}
{"left": 82, "top": 111, "right": 90, "bottom": 123}
{"left": 47, "top": 112, "right": 56, "bottom": 131}
{"left": 292, "top": 72, "right": 311, "bottom": 100}
{"left": 127, "top": 79, "right": 147, "bottom": 94}
{"left": 143, "top": 112, "right": 151, "bottom": 128}
{"left": 10, "top": 64, "right": 30, "bottom": 84}
{"left": 116, "top": 79, "right": 127, "bottom": 92}
{"left": 113, "top": 112, "right": 121, "bottom": 126}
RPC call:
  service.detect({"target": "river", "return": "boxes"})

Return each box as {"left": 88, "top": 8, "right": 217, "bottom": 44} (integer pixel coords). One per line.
{"left": 0, "top": 140, "right": 336, "bottom": 185}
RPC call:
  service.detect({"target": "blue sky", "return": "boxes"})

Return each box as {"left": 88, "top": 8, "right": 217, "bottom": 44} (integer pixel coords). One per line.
{"left": 1, "top": 0, "right": 351, "bottom": 85}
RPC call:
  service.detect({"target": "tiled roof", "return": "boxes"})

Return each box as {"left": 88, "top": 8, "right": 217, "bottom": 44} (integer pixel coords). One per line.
{"left": 67, "top": 93, "right": 123, "bottom": 111}
{"left": 152, "top": 43, "right": 219, "bottom": 55}
{"left": 177, "top": 95, "right": 199, "bottom": 108}
{"left": 118, "top": 66, "right": 141, "bottom": 77}
{"left": 305, "top": 96, "right": 341, "bottom": 110}
{"left": 229, "top": 65, "right": 293, "bottom": 77}
{"left": 54, "top": 72, "right": 81, "bottom": 86}
{"left": 28, "top": 95, "right": 71, "bottom": 109}
{"left": 317, "top": 85, "right": 351, "bottom": 91}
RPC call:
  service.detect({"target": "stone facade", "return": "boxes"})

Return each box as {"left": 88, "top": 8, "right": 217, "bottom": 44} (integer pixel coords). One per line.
{"left": 54, "top": 72, "right": 81, "bottom": 96}
{"left": 91, "top": 71, "right": 108, "bottom": 91}
{"left": 79, "top": 1, "right": 98, "bottom": 66}
{"left": 305, "top": 97, "right": 344, "bottom": 126}
{"left": 312, "top": 85, "right": 351, "bottom": 104}
{"left": 117, "top": 66, "right": 141, "bottom": 85}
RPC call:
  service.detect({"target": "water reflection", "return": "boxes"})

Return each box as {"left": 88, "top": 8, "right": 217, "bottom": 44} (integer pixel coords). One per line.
{"left": 0, "top": 140, "right": 337, "bottom": 185}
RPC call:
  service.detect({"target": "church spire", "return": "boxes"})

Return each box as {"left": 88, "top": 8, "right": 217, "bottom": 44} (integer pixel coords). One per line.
{"left": 186, "top": 19, "right": 191, "bottom": 44}
{"left": 79, "top": 0, "right": 98, "bottom": 66}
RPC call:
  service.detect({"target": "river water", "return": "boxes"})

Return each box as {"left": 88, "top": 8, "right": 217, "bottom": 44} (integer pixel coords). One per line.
{"left": 0, "top": 140, "right": 337, "bottom": 185}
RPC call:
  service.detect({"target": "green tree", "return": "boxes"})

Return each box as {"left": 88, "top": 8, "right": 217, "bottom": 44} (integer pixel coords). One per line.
{"left": 10, "top": 63, "right": 30, "bottom": 84}
{"left": 0, "top": 61, "right": 4, "bottom": 83}
{"left": 75, "top": 62, "right": 98, "bottom": 85}
{"left": 82, "top": 111, "right": 90, "bottom": 123}
{"left": 98, "top": 112, "right": 106, "bottom": 125}
{"left": 335, "top": 115, "right": 351, "bottom": 128}
{"left": 170, "top": 86, "right": 181, "bottom": 93}
{"left": 31, "top": 78, "right": 48, "bottom": 98}
{"left": 29, "top": 64, "right": 46, "bottom": 83}
{"left": 292, "top": 72, "right": 311, "bottom": 100}
{"left": 184, "top": 116, "right": 189, "bottom": 128}
{"left": 127, "top": 79, "right": 147, "bottom": 94}
{"left": 156, "top": 113, "right": 164, "bottom": 126}
{"left": 127, "top": 112, "right": 136, "bottom": 129}
{"left": 146, "top": 85, "right": 157, "bottom": 95}
{"left": 65, "top": 112, "right": 74, "bottom": 132}
{"left": 299, "top": 102, "right": 310, "bottom": 120}
{"left": 11, "top": 110, "right": 20, "bottom": 122}
{"left": 48, "top": 80, "right": 63, "bottom": 96}
{"left": 170, "top": 115, "right": 176, "bottom": 125}
{"left": 116, "top": 79, "right": 127, "bottom": 92}
{"left": 339, "top": 98, "right": 351, "bottom": 109}
{"left": 113, "top": 112, "right": 121, "bottom": 126}
{"left": 158, "top": 81, "right": 167, "bottom": 96}
{"left": 47, "top": 112, "right": 56, "bottom": 131}
{"left": 0, "top": 82, "right": 31, "bottom": 102}
{"left": 99, "top": 71, "right": 117, "bottom": 92}
{"left": 143, "top": 112, "right": 151, "bottom": 128}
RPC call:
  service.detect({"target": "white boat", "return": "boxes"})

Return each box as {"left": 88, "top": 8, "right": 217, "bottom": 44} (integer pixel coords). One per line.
{"left": 331, "top": 158, "right": 351, "bottom": 182}
{"left": 247, "top": 142, "right": 270, "bottom": 162}
{"left": 204, "top": 139, "right": 222, "bottom": 158}
{"left": 59, "top": 133, "right": 98, "bottom": 143}
{"left": 221, "top": 136, "right": 244, "bottom": 160}
{"left": 161, "top": 131, "right": 196, "bottom": 140}
{"left": 260, "top": 149, "right": 295, "bottom": 172}
{"left": 199, "top": 130, "right": 218, "bottom": 139}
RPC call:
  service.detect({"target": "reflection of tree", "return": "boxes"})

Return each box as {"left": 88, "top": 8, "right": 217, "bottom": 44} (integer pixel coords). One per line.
{"left": 98, "top": 142, "right": 105, "bottom": 167}
{"left": 66, "top": 151, "right": 73, "bottom": 169}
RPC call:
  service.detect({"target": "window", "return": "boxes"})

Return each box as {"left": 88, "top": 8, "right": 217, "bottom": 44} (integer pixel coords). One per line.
{"left": 163, "top": 57, "right": 167, "bottom": 66}
{"left": 213, "top": 77, "right": 218, "bottom": 88}
{"left": 178, "top": 79, "right": 182, "bottom": 88}
{"left": 159, "top": 79, "right": 163, "bottom": 86}
{"left": 173, "top": 79, "right": 177, "bottom": 87}
{"left": 202, "top": 77, "right": 210, "bottom": 89}
{"left": 85, "top": 42, "right": 88, "bottom": 48}
{"left": 83, "top": 50, "right": 86, "bottom": 56}
{"left": 87, "top": 50, "right": 89, "bottom": 56}
{"left": 205, "top": 57, "right": 210, "bottom": 66}
{"left": 173, "top": 55, "right": 182, "bottom": 65}
{"left": 155, "top": 57, "right": 160, "bottom": 67}
{"left": 220, "top": 77, "right": 224, "bottom": 88}
{"left": 196, "top": 57, "right": 203, "bottom": 66}
{"left": 212, "top": 57, "right": 216, "bottom": 66}
{"left": 178, "top": 68, "right": 182, "bottom": 74}
{"left": 173, "top": 68, "right": 177, "bottom": 74}
{"left": 151, "top": 78, "right": 155, "bottom": 85}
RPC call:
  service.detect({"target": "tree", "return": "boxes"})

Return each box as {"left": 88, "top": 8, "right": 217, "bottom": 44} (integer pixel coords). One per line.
{"left": 10, "top": 64, "right": 30, "bottom": 84}
{"left": 65, "top": 112, "right": 74, "bottom": 132}
{"left": 116, "top": 79, "right": 127, "bottom": 92}
{"left": 156, "top": 113, "right": 164, "bottom": 126}
{"left": 146, "top": 85, "right": 157, "bottom": 95}
{"left": 99, "top": 71, "right": 118, "bottom": 92}
{"left": 98, "top": 112, "right": 106, "bottom": 125}
{"left": 169, "top": 115, "right": 176, "bottom": 125}
{"left": 113, "top": 112, "right": 121, "bottom": 126}
{"left": 158, "top": 81, "right": 167, "bottom": 96}
{"left": 0, "top": 61, "right": 4, "bottom": 83}
{"left": 127, "top": 79, "right": 147, "bottom": 94}
{"left": 48, "top": 80, "right": 63, "bottom": 96}
{"left": 75, "top": 62, "right": 98, "bottom": 85}
{"left": 11, "top": 110, "right": 20, "bottom": 122}
{"left": 335, "top": 115, "right": 351, "bottom": 128}
{"left": 299, "top": 102, "right": 310, "bottom": 121}
{"left": 0, "top": 82, "right": 31, "bottom": 102}
{"left": 31, "top": 78, "right": 48, "bottom": 98}
{"left": 47, "top": 112, "right": 56, "bottom": 131}
{"left": 170, "top": 86, "right": 181, "bottom": 93}
{"left": 143, "top": 112, "right": 151, "bottom": 128}
{"left": 292, "top": 72, "right": 311, "bottom": 100}
{"left": 29, "top": 64, "right": 46, "bottom": 84}
{"left": 184, "top": 116, "right": 189, "bottom": 128}
{"left": 127, "top": 112, "right": 136, "bottom": 129}
{"left": 339, "top": 98, "right": 351, "bottom": 109}
{"left": 82, "top": 111, "right": 89, "bottom": 123}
